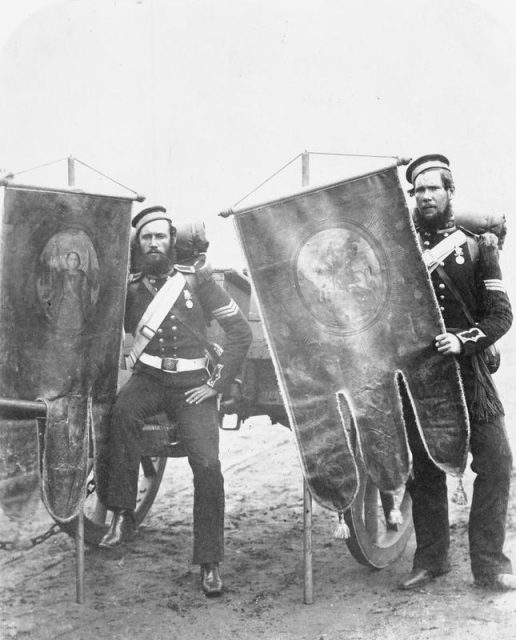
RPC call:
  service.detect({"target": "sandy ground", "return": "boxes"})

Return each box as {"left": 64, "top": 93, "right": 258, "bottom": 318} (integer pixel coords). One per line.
{"left": 1, "top": 356, "right": 516, "bottom": 640}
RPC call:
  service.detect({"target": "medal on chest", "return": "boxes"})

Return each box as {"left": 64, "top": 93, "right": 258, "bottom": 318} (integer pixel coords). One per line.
{"left": 454, "top": 246, "right": 465, "bottom": 265}
{"left": 184, "top": 289, "right": 194, "bottom": 309}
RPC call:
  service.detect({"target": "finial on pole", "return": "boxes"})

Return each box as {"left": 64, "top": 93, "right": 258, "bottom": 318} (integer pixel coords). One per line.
{"left": 67, "top": 155, "right": 76, "bottom": 187}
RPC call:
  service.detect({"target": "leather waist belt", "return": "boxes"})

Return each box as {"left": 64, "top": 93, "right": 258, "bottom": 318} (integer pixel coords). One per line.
{"left": 139, "top": 353, "right": 208, "bottom": 373}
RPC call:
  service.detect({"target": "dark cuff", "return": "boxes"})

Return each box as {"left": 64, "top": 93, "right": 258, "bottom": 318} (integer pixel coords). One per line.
{"left": 456, "top": 327, "right": 487, "bottom": 355}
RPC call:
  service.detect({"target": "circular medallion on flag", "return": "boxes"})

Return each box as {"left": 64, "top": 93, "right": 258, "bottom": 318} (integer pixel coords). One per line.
{"left": 294, "top": 224, "right": 389, "bottom": 335}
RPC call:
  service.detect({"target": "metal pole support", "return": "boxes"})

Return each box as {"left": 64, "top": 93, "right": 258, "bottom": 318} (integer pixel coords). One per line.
{"left": 75, "top": 509, "right": 85, "bottom": 604}
{"left": 301, "top": 151, "right": 310, "bottom": 188}
{"left": 303, "top": 478, "right": 313, "bottom": 604}
{"left": 67, "top": 156, "right": 76, "bottom": 187}
{"left": 66, "top": 153, "right": 85, "bottom": 605}
{"left": 301, "top": 151, "right": 313, "bottom": 604}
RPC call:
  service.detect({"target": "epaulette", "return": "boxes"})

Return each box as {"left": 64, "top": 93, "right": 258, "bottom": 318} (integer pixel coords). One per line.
{"left": 457, "top": 226, "right": 480, "bottom": 263}
{"left": 458, "top": 225, "right": 479, "bottom": 239}
{"left": 477, "top": 231, "right": 499, "bottom": 251}
{"left": 128, "top": 271, "right": 143, "bottom": 283}
{"left": 174, "top": 263, "right": 196, "bottom": 274}
{"left": 174, "top": 255, "right": 213, "bottom": 283}
{"left": 458, "top": 225, "right": 499, "bottom": 254}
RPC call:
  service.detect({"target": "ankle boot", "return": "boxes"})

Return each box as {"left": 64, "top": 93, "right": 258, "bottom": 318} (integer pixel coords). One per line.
{"left": 200, "top": 562, "right": 223, "bottom": 597}
{"left": 98, "top": 509, "right": 135, "bottom": 549}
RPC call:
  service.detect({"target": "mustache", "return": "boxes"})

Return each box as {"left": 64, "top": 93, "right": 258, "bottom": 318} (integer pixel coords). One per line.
{"left": 135, "top": 246, "right": 176, "bottom": 275}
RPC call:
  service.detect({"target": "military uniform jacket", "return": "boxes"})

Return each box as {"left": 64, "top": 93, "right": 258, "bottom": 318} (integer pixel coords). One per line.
{"left": 418, "top": 225, "right": 513, "bottom": 419}
{"left": 418, "top": 227, "right": 512, "bottom": 351}
{"left": 125, "top": 266, "right": 252, "bottom": 393}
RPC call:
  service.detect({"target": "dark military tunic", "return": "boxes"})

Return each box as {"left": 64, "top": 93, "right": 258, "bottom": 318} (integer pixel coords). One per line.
{"left": 424, "top": 228, "right": 510, "bottom": 349}
{"left": 125, "top": 266, "right": 252, "bottom": 393}
{"left": 408, "top": 226, "right": 513, "bottom": 582}
{"left": 104, "top": 265, "right": 252, "bottom": 564}
{"left": 421, "top": 227, "right": 511, "bottom": 419}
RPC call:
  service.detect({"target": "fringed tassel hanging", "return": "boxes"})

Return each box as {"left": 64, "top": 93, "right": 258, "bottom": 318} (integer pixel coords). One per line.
{"left": 333, "top": 511, "right": 350, "bottom": 540}
{"left": 387, "top": 488, "right": 404, "bottom": 526}
{"left": 471, "top": 353, "right": 503, "bottom": 421}
{"left": 451, "top": 477, "right": 468, "bottom": 506}
{"left": 387, "top": 507, "right": 404, "bottom": 526}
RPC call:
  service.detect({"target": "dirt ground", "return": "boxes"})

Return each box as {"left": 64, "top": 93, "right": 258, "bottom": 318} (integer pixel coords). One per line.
{"left": 1, "top": 360, "right": 516, "bottom": 640}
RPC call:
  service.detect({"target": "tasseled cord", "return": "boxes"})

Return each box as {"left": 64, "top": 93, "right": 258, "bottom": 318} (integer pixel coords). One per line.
{"left": 334, "top": 512, "right": 350, "bottom": 540}
{"left": 387, "top": 507, "right": 404, "bottom": 526}
{"left": 451, "top": 477, "right": 468, "bottom": 506}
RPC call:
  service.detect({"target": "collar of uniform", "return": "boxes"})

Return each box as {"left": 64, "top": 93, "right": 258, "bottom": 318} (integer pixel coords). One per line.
{"left": 143, "top": 272, "right": 171, "bottom": 295}
{"left": 421, "top": 225, "right": 457, "bottom": 238}
{"left": 145, "top": 274, "right": 167, "bottom": 284}
{"left": 144, "top": 268, "right": 176, "bottom": 282}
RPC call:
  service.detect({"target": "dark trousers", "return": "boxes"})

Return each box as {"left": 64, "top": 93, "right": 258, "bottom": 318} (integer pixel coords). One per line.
{"left": 105, "top": 369, "right": 224, "bottom": 565}
{"left": 407, "top": 413, "right": 513, "bottom": 580}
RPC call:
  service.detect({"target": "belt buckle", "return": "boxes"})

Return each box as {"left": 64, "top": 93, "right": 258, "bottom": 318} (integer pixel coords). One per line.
{"left": 161, "top": 357, "right": 178, "bottom": 372}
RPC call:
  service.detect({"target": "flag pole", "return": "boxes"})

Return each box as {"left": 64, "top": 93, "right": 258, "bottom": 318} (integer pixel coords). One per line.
{"left": 68, "top": 154, "right": 86, "bottom": 605}
{"left": 301, "top": 150, "right": 314, "bottom": 605}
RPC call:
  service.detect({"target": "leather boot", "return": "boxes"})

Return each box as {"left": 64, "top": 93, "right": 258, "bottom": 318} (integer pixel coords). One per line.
{"left": 200, "top": 562, "right": 223, "bottom": 597}
{"left": 475, "top": 573, "right": 516, "bottom": 591}
{"left": 398, "top": 564, "right": 451, "bottom": 590}
{"left": 398, "top": 568, "right": 435, "bottom": 590}
{"left": 98, "top": 509, "right": 136, "bottom": 549}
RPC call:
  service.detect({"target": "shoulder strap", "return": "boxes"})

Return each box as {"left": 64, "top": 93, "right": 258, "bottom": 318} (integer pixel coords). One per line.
{"left": 182, "top": 272, "right": 198, "bottom": 294}
{"left": 127, "top": 272, "right": 186, "bottom": 368}
{"left": 173, "top": 269, "right": 224, "bottom": 361}
{"left": 435, "top": 266, "right": 475, "bottom": 325}
{"left": 465, "top": 234, "right": 479, "bottom": 263}
{"left": 128, "top": 272, "right": 143, "bottom": 283}
{"left": 172, "top": 304, "right": 224, "bottom": 362}
{"left": 421, "top": 229, "right": 467, "bottom": 273}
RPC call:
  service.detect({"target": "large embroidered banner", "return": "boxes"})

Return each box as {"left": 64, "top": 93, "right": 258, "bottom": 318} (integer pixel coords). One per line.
{"left": 233, "top": 166, "right": 469, "bottom": 512}
{"left": 0, "top": 186, "right": 132, "bottom": 522}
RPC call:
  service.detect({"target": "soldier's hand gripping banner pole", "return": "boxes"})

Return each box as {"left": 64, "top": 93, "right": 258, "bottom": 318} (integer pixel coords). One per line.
{"left": 232, "top": 165, "right": 469, "bottom": 513}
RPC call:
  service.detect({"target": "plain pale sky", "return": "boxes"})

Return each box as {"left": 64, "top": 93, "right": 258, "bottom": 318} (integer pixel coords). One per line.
{"left": 0, "top": 0, "right": 515, "bottom": 268}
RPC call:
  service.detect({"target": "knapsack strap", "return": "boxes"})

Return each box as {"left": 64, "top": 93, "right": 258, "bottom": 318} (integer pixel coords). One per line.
{"left": 127, "top": 272, "right": 186, "bottom": 368}
{"left": 435, "top": 266, "right": 475, "bottom": 325}
{"left": 171, "top": 305, "right": 224, "bottom": 363}
{"left": 422, "top": 229, "right": 467, "bottom": 273}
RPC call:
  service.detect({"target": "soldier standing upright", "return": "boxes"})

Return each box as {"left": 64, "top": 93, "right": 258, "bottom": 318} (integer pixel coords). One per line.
{"left": 399, "top": 154, "right": 515, "bottom": 591}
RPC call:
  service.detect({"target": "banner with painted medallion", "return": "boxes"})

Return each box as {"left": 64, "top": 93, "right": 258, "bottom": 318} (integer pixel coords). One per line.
{"left": 233, "top": 165, "right": 469, "bottom": 512}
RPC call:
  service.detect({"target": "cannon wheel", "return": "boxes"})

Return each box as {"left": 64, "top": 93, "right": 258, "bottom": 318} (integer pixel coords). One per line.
{"left": 57, "top": 456, "right": 167, "bottom": 546}
{"left": 344, "top": 463, "right": 413, "bottom": 569}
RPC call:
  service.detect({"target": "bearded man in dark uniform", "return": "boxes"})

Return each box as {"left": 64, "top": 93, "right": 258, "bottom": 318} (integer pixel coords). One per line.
{"left": 398, "top": 154, "right": 515, "bottom": 591}
{"left": 99, "top": 206, "right": 252, "bottom": 597}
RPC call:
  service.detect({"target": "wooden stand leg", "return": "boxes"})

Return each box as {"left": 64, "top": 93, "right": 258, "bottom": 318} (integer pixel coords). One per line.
{"left": 75, "top": 509, "right": 85, "bottom": 604}
{"left": 303, "top": 478, "right": 313, "bottom": 604}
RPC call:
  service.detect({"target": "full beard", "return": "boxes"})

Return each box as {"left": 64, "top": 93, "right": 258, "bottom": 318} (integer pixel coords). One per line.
{"left": 136, "top": 249, "right": 175, "bottom": 276}
{"left": 415, "top": 203, "right": 455, "bottom": 232}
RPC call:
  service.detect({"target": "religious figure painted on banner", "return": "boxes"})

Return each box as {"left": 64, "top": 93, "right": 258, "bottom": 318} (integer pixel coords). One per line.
{"left": 294, "top": 225, "right": 389, "bottom": 335}
{"left": 53, "top": 251, "right": 90, "bottom": 333}
{"left": 36, "top": 229, "right": 99, "bottom": 336}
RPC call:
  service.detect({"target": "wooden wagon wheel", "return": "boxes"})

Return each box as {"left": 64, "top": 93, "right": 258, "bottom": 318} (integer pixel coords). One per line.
{"left": 57, "top": 455, "right": 167, "bottom": 546}
{"left": 344, "top": 461, "right": 413, "bottom": 569}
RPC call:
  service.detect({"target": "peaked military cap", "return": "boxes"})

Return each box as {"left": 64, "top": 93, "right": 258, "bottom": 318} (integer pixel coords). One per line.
{"left": 132, "top": 205, "right": 175, "bottom": 236}
{"left": 406, "top": 154, "right": 451, "bottom": 185}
